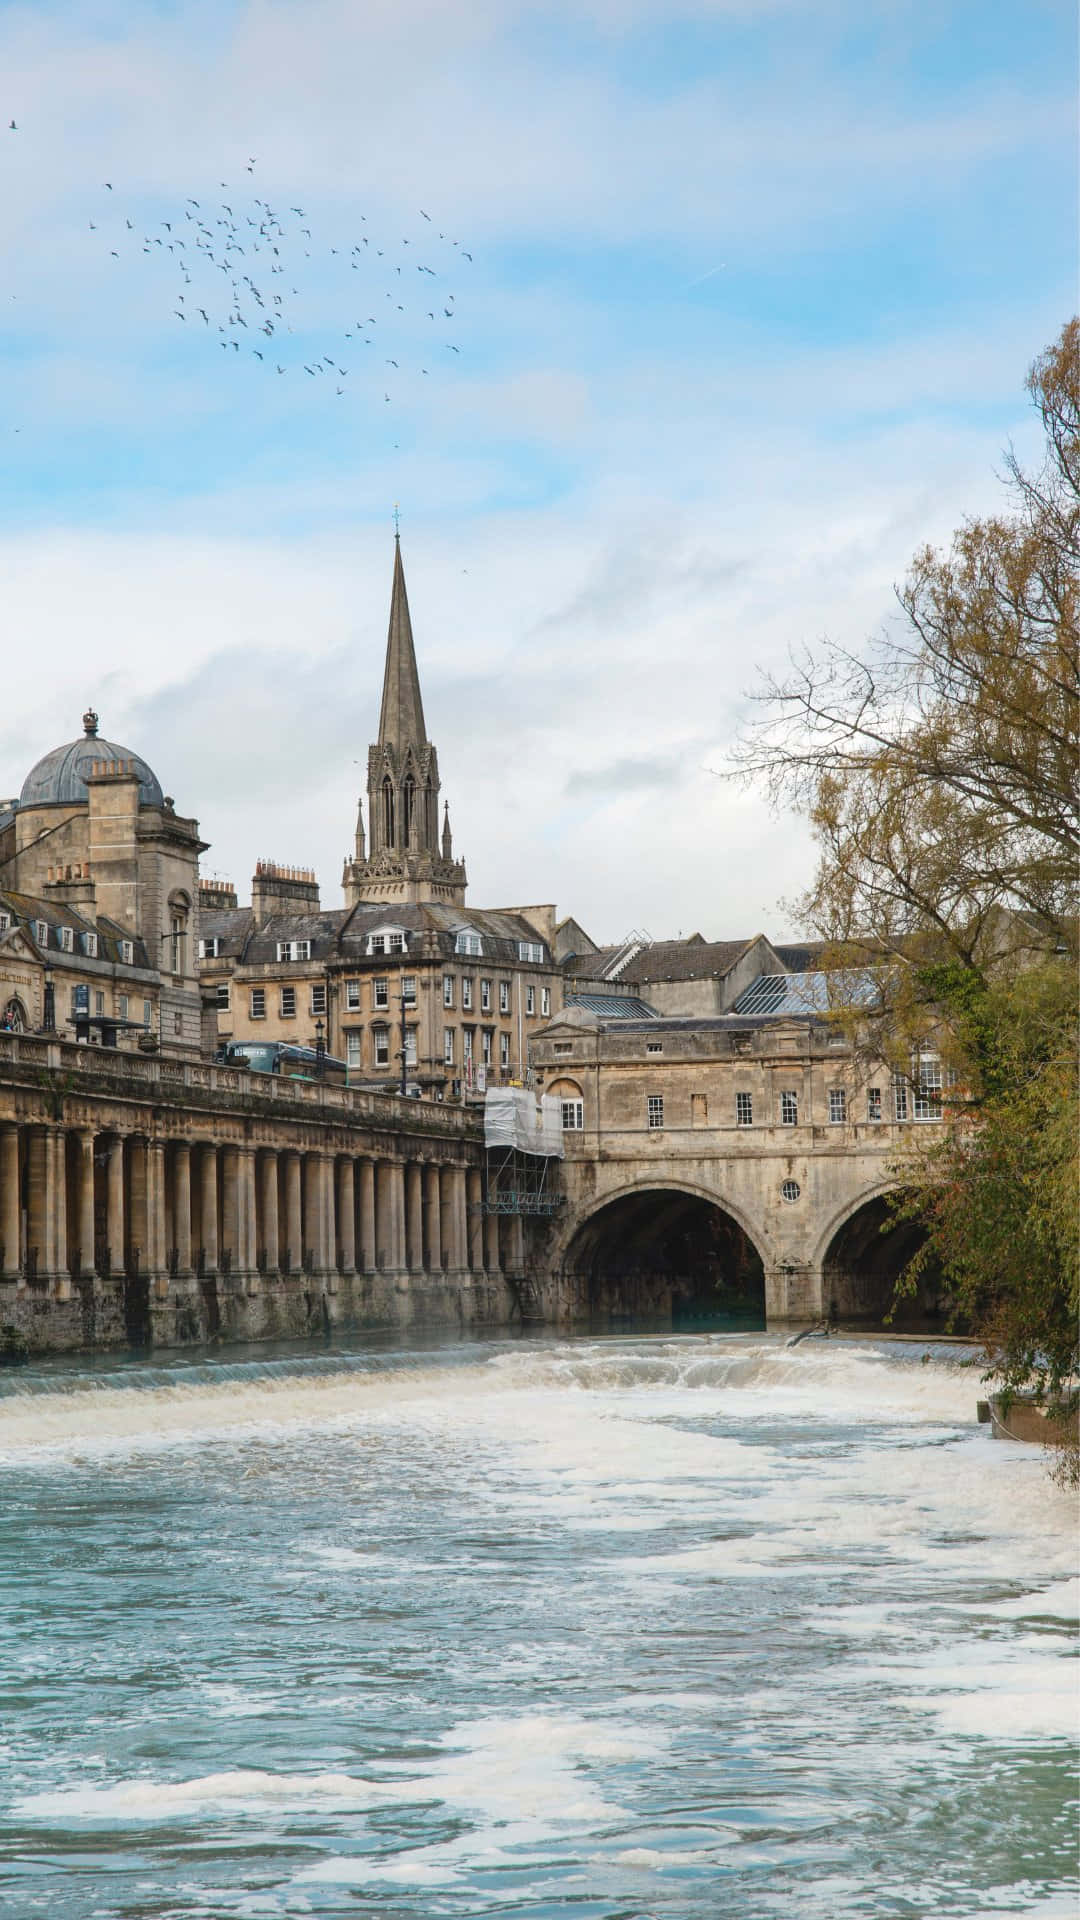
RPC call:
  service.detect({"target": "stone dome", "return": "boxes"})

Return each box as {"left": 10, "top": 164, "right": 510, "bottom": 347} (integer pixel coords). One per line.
{"left": 19, "top": 710, "right": 164, "bottom": 811}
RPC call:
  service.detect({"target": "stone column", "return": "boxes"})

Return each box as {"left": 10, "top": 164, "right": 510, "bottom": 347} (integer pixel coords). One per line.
{"left": 25, "top": 1127, "right": 47, "bottom": 1280}
{"left": 466, "top": 1169, "right": 483, "bottom": 1272}
{"left": 320, "top": 1154, "right": 337, "bottom": 1289}
{"left": 405, "top": 1163, "right": 424, "bottom": 1272}
{"left": 147, "top": 1140, "right": 168, "bottom": 1297}
{"left": 200, "top": 1143, "right": 219, "bottom": 1273}
{"left": 174, "top": 1144, "right": 192, "bottom": 1277}
{"left": 376, "top": 1160, "right": 405, "bottom": 1270}
{"left": 75, "top": 1129, "right": 95, "bottom": 1279}
{"left": 107, "top": 1136, "right": 125, "bottom": 1279}
{"left": 283, "top": 1151, "right": 302, "bottom": 1275}
{"left": 423, "top": 1163, "right": 441, "bottom": 1272}
{"left": 221, "top": 1146, "right": 240, "bottom": 1276}
{"left": 0, "top": 1124, "right": 20, "bottom": 1279}
{"left": 128, "top": 1137, "right": 149, "bottom": 1278}
{"left": 259, "top": 1151, "right": 279, "bottom": 1273}
{"left": 304, "top": 1154, "right": 331, "bottom": 1274}
{"left": 484, "top": 1206, "right": 500, "bottom": 1275}
{"left": 336, "top": 1159, "right": 355, "bottom": 1275}
{"left": 447, "top": 1166, "right": 468, "bottom": 1272}
{"left": 358, "top": 1159, "right": 376, "bottom": 1272}
{"left": 47, "top": 1128, "right": 69, "bottom": 1293}
{"left": 236, "top": 1146, "right": 257, "bottom": 1278}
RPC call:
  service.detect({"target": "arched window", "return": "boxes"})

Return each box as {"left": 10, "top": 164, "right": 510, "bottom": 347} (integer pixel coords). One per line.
{"left": 382, "top": 778, "right": 396, "bottom": 849}
{"left": 1, "top": 997, "right": 26, "bottom": 1033}
{"left": 402, "top": 774, "right": 415, "bottom": 846}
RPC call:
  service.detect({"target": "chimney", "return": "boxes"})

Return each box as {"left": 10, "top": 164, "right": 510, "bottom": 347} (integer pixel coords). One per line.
{"left": 250, "top": 860, "right": 321, "bottom": 923}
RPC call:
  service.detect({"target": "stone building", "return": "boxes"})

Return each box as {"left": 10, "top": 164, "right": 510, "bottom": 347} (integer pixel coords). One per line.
{"left": 200, "top": 537, "right": 566, "bottom": 1093}
{"left": 0, "top": 713, "right": 205, "bottom": 1054}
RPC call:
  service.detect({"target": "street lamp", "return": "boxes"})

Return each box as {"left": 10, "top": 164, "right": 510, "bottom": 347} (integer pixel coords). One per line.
{"left": 41, "top": 965, "right": 55, "bottom": 1034}
{"left": 314, "top": 1017, "right": 326, "bottom": 1078}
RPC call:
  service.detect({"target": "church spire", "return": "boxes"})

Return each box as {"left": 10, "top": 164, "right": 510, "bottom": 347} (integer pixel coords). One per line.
{"left": 377, "top": 534, "right": 427, "bottom": 751}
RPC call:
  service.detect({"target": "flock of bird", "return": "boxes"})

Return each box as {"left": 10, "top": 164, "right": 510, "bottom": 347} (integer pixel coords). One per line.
{"left": 9, "top": 126, "right": 473, "bottom": 414}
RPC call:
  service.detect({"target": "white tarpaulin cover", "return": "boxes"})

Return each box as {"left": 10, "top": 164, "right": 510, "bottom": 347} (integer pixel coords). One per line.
{"left": 483, "top": 1087, "right": 564, "bottom": 1158}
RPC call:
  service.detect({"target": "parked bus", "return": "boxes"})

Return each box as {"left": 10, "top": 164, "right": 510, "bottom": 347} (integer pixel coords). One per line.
{"left": 215, "top": 1040, "right": 349, "bottom": 1087}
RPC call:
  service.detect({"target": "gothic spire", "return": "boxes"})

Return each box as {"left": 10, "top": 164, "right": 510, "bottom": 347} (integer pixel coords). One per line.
{"left": 377, "top": 535, "right": 427, "bottom": 751}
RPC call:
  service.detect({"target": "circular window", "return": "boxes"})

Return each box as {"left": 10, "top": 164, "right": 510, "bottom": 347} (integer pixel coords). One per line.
{"left": 781, "top": 1179, "right": 801, "bottom": 1203}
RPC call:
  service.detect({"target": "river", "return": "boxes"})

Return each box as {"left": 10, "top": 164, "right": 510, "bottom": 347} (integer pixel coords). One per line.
{"left": 0, "top": 1331, "right": 1075, "bottom": 1918}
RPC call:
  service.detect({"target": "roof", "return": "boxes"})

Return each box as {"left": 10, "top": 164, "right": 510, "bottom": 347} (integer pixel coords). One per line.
{"left": 731, "top": 970, "right": 879, "bottom": 1016}
{"left": 378, "top": 536, "right": 427, "bottom": 751}
{"left": 19, "top": 712, "right": 163, "bottom": 810}
{"left": 772, "top": 941, "right": 829, "bottom": 973}
{"left": 569, "top": 936, "right": 758, "bottom": 984}
{"left": 198, "top": 898, "right": 554, "bottom": 967}
{"left": 565, "top": 993, "right": 658, "bottom": 1019}
{"left": 0, "top": 890, "right": 151, "bottom": 968}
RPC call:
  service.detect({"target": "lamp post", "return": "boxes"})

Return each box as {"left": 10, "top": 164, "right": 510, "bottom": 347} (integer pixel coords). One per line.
{"left": 399, "top": 989, "right": 408, "bottom": 1097}
{"left": 42, "top": 965, "right": 55, "bottom": 1034}
{"left": 314, "top": 1018, "right": 326, "bottom": 1079}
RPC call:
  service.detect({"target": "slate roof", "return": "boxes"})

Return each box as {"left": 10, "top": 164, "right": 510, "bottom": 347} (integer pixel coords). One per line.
{"left": 0, "top": 890, "right": 152, "bottom": 969}
{"left": 198, "top": 899, "right": 554, "bottom": 966}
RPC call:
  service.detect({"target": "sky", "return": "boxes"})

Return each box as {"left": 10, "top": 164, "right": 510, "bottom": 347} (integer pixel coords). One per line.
{"left": 0, "top": 0, "right": 1075, "bottom": 945}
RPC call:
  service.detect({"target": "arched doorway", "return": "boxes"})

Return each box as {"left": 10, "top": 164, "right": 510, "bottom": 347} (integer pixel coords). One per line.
{"left": 821, "top": 1195, "right": 957, "bottom": 1330}
{"left": 563, "top": 1187, "right": 766, "bottom": 1331}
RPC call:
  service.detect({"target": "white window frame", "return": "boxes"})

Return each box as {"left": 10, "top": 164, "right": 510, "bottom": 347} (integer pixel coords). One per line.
{"left": 561, "top": 1099, "right": 584, "bottom": 1130}
{"left": 200, "top": 936, "right": 220, "bottom": 959}
{"left": 402, "top": 975, "right": 417, "bottom": 1006}
{"left": 499, "top": 980, "right": 510, "bottom": 1013}
{"left": 867, "top": 1086, "right": 882, "bottom": 1122}
{"left": 216, "top": 982, "right": 230, "bottom": 1012}
{"left": 35, "top": 920, "right": 48, "bottom": 947}
{"left": 480, "top": 978, "right": 492, "bottom": 1012}
{"left": 647, "top": 1095, "right": 664, "bottom": 1130}
{"left": 443, "top": 974, "right": 454, "bottom": 1007}
{"left": 828, "top": 1088, "right": 847, "bottom": 1125}
{"left": 373, "top": 977, "right": 389, "bottom": 1010}
{"left": 250, "top": 987, "right": 266, "bottom": 1020}
{"left": 893, "top": 1075, "right": 909, "bottom": 1122}
{"left": 276, "top": 939, "right": 311, "bottom": 963}
{"left": 310, "top": 983, "right": 327, "bottom": 1016}
{"left": 481, "top": 1028, "right": 493, "bottom": 1065}
{"left": 444, "top": 1027, "right": 455, "bottom": 1064}
{"left": 94, "top": 989, "right": 105, "bottom": 1017}
{"left": 455, "top": 930, "right": 483, "bottom": 957}
{"left": 345, "top": 979, "right": 361, "bottom": 1011}
{"left": 541, "top": 988, "right": 550, "bottom": 1017}
{"left": 373, "top": 1024, "right": 390, "bottom": 1067}
{"left": 517, "top": 940, "right": 543, "bottom": 963}
{"left": 780, "top": 1090, "right": 798, "bottom": 1127}
{"left": 142, "top": 999, "right": 152, "bottom": 1029}
{"left": 346, "top": 1031, "right": 362, "bottom": 1068}
{"left": 462, "top": 978, "right": 473, "bottom": 1010}
{"left": 280, "top": 985, "right": 296, "bottom": 1018}
{"left": 404, "top": 1028, "right": 418, "bottom": 1068}
{"left": 913, "top": 1054, "right": 943, "bottom": 1122}
{"left": 59, "top": 926, "right": 73, "bottom": 953}
{"left": 499, "top": 1032, "right": 509, "bottom": 1070}
{"left": 526, "top": 986, "right": 535, "bottom": 1016}
{"left": 83, "top": 931, "right": 97, "bottom": 958}
{"left": 736, "top": 1091, "right": 753, "bottom": 1127}
{"left": 120, "top": 939, "right": 134, "bottom": 965}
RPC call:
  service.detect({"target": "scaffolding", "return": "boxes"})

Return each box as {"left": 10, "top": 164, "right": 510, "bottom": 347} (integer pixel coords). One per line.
{"left": 479, "top": 1088, "right": 565, "bottom": 1219}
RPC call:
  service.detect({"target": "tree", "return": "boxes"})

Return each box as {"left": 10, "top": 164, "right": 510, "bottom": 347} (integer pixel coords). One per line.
{"left": 735, "top": 322, "right": 1079, "bottom": 1422}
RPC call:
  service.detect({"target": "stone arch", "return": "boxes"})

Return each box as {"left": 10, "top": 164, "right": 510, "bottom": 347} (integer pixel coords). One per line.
{"left": 557, "top": 1178, "right": 773, "bottom": 1331}
{"left": 1, "top": 995, "right": 27, "bottom": 1033}
{"left": 815, "top": 1182, "right": 953, "bottom": 1330}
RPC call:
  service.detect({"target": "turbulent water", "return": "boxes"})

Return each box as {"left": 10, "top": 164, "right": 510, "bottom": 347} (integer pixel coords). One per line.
{"left": 0, "top": 1331, "right": 1076, "bottom": 1919}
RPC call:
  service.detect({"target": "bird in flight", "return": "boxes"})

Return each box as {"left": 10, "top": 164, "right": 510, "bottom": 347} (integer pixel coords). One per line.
{"left": 8, "top": 120, "right": 16, "bottom": 130}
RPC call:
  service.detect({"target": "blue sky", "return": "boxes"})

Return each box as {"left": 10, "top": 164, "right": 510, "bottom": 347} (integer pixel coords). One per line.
{"left": 0, "top": 0, "right": 1075, "bottom": 938}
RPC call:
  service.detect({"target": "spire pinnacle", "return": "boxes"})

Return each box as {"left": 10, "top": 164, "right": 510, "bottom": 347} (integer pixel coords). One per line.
{"left": 377, "top": 534, "right": 427, "bottom": 749}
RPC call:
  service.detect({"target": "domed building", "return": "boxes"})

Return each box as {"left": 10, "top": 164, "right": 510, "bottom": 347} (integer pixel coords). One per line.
{"left": 0, "top": 711, "right": 206, "bottom": 1055}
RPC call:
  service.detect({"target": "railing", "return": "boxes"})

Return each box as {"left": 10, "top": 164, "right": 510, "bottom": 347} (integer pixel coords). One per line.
{"left": 0, "top": 1030, "right": 481, "bottom": 1139}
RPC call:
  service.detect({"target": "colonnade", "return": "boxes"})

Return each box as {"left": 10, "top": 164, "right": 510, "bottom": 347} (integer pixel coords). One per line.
{"left": 0, "top": 1120, "right": 506, "bottom": 1297}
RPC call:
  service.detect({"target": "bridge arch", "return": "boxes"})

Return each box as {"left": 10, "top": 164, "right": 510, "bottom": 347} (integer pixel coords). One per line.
{"left": 814, "top": 1183, "right": 952, "bottom": 1329}
{"left": 557, "top": 1180, "right": 773, "bottom": 1331}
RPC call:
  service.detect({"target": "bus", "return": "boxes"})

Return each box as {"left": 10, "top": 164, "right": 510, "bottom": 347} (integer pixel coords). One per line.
{"left": 215, "top": 1040, "right": 350, "bottom": 1087}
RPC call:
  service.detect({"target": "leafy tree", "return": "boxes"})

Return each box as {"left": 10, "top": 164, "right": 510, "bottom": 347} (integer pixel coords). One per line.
{"left": 735, "top": 322, "right": 1079, "bottom": 1422}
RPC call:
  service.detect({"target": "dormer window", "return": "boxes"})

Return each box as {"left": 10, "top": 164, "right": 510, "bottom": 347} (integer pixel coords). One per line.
{"left": 200, "top": 936, "right": 221, "bottom": 959}
{"left": 367, "top": 927, "right": 407, "bottom": 957}
{"left": 455, "top": 929, "right": 483, "bottom": 957}
{"left": 518, "top": 940, "right": 544, "bottom": 963}
{"left": 276, "top": 940, "right": 311, "bottom": 962}
{"left": 35, "top": 920, "right": 48, "bottom": 947}
{"left": 59, "top": 926, "right": 74, "bottom": 953}
{"left": 82, "top": 931, "right": 97, "bottom": 958}
{"left": 120, "top": 939, "right": 134, "bottom": 965}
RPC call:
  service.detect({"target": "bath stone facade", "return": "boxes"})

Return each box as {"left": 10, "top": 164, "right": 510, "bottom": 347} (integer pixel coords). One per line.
{"left": 0, "top": 1029, "right": 521, "bottom": 1354}
{"left": 0, "top": 712, "right": 205, "bottom": 1056}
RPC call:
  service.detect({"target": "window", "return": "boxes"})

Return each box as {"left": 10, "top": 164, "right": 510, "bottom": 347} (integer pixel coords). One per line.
{"left": 216, "top": 982, "right": 230, "bottom": 1012}
{"left": 780, "top": 1090, "right": 798, "bottom": 1126}
{"left": 276, "top": 940, "right": 311, "bottom": 962}
{"left": 554, "top": 1041, "right": 573, "bottom": 1056}
{"left": 142, "top": 1000, "right": 152, "bottom": 1028}
{"left": 171, "top": 913, "right": 186, "bottom": 975}
{"left": 35, "top": 920, "right": 48, "bottom": 947}
{"left": 914, "top": 1055, "right": 943, "bottom": 1121}
{"left": 828, "top": 1088, "right": 847, "bottom": 1124}
{"left": 389, "top": 933, "right": 405, "bottom": 954}
{"left": 373, "top": 1025, "right": 390, "bottom": 1067}
{"left": 200, "top": 936, "right": 221, "bottom": 959}
{"left": 480, "top": 978, "right": 491, "bottom": 1012}
{"left": 59, "top": 926, "right": 73, "bottom": 952}
{"left": 373, "top": 977, "right": 389, "bottom": 1010}
{"left": 250, "top": 988, "right": 266, "bottom": 1019}
{"left": 345, "top": 980, "right": 361, "bottom": 1011}
{"left": 346, "top": 1032, "right": 362, "bottom": 1068}
{"left": 120, "top": 940, "right": 134, "bottom": 965}
{"left": 404, "top": 1029, "right": 417, "bottom": 1068}
{"left": 402, "top": 975, "right": 417, "bottom": 1006}
{"left": 443, "top": 974, "right": 454, "bottom": 1007}
{"left": 647, "top": 1095, "right": 664, "bottom": 1130}
{"left": 481, "top": 1028, "right": 493, "bottom": 1065}
{"left": 499, "top": 1033, "right": 509, "bottom": 1071}
{"left": 736, "top": 1091, "right": 753, "bottom": 1126}
{"left": 893, "top": 1075, "right": 909, "bottom": 1122}
{"left": 94, "top": 990, "right": 105, "bottom": 1017}
{"left": 369, "top": 934, "right": 386, "bottom": 955}
{"left": 646, "top": 1042, "right": 662, "bottom": 1055}
{"left": 525, "top": 986, "right": 535, "bottom": 1016}
{"left": 444, "top": 1027, "right": 455, "bottom": 1064}
{"left": 499, "top": 980, "right": 510, "bottom": 1013}
{"left": 0, "top": 912, "right": 9, "bottom": 934}
{"left": 781, "top": 1179, "right": 801, "bottom": 1203}
{"left": 827, "top": 1028, "right": 846, "bottom": 1047}
{"left": 117, "top": 994, "right": 129, "bottom": 1020}
{"left": 541, "top": 988, "right": 550, "bottom": 1017}
{"left": 462, "top": 978, "right": 473, "bottom": 1010}
{"left": 280, "top": 986, "right": 296, "bottom": 1017}
{"left": 83, "top": 931, "right": 97, "bottom": 958}
{"left": 867, "top": 1086, "right": 882, "bottom": 1122}
{"left": 561, "top": 1100, "right": 584, "bottom": 1130}
{"left": 518, "top": 940, "right": 543, "bottom": 963}
{"left": 455, "top": 930, "right": 483, "bottom": 957}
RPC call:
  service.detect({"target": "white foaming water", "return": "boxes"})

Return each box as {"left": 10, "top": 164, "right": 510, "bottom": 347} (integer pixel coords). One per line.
{"left": 1, "top": 1332, "right": 1075, "bottom": 1919}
